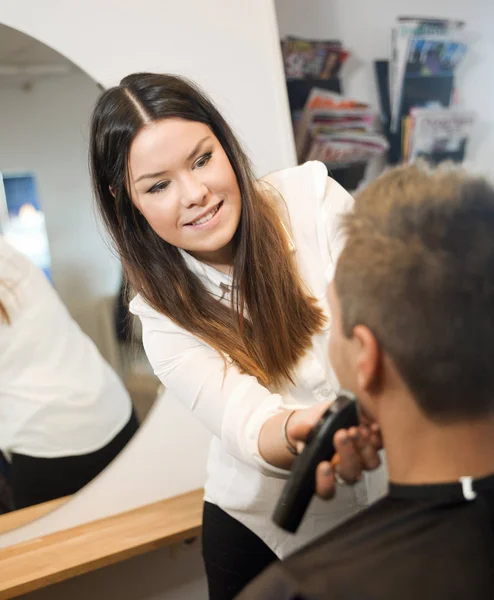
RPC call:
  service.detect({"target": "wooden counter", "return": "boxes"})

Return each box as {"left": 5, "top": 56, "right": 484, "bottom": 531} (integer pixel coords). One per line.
{"left": 0, "top": 497, "right": 69, "bottom": 536}
{"left": 0, "top": 488, "right": 204, "bottom": 600}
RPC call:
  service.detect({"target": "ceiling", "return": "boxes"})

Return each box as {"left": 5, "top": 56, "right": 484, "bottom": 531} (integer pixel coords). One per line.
{"left": 0, "top": 23, "right": 79, "bottom": 84}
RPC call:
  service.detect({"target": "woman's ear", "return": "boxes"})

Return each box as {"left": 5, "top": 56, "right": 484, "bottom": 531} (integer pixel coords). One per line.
{"left": 109, "top": 186, "right": 116, "bottom": 198}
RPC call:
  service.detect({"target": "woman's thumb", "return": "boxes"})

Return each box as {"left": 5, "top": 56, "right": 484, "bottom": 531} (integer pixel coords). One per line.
{"left": 287, "top": 402, "right": 332, "bottom": 446}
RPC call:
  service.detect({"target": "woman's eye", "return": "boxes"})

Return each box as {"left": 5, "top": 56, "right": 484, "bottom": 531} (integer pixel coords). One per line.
{"left": 148, "top": 181, "right": 170, "bottom": 194}
{"left": 195, "top": 152, "right": 213, "bottom": 169}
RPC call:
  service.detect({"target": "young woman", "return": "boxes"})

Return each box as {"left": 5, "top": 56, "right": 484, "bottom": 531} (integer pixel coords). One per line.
{"left": 89, "top": 73, "right": 384, "bottom": 599}
{"left": 0, "top": 239, "right": 138, "bottom": 510}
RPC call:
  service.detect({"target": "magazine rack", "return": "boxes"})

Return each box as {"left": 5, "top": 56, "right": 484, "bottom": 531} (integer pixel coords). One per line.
{"left": 374, "top": 60, "right": 455, "bottom": 164}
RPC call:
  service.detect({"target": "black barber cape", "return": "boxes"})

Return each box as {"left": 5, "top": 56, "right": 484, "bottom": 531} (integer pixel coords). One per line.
{"left": 237, "top": 473, "right": 494, "bottom": 600}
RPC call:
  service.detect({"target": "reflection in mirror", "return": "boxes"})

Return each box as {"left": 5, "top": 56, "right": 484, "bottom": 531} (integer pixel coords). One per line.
{"left": 0, "top": 24, "right": 160, "bottom": 532}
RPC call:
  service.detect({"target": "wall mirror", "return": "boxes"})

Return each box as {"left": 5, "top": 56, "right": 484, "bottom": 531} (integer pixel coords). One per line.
{"left": 0, "top": 23, "right": 160, "bottom": 534}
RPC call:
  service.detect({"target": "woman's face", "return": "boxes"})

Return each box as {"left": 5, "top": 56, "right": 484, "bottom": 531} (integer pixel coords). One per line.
{"left": 128, "top": 118, "right": 242, "bottom": 270}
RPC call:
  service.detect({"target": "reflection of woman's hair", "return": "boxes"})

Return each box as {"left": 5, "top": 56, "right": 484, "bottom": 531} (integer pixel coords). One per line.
{"left": 89, "top": 73, "right": 325, "bottom": 387}
{"left": 0, "top": 300, "right": 8, "bottom": 324}
{"left": 0, "top": 278, "right": 10, "bottom": 324}
{"left": 115, "top": 279, "right": 131, "bottom": 343}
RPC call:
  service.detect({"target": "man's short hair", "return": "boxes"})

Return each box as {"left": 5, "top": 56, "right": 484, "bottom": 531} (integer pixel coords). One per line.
{"left": 335, "top": 162, "right": 494, "bottom": 421}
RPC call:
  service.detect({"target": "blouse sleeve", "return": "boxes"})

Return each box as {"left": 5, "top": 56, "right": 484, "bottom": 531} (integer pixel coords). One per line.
{"left": 130, "top": 298, "right": 307, "bottom": 478}
{"left": 317, "top": 171, "right": 355, "bottom": 283}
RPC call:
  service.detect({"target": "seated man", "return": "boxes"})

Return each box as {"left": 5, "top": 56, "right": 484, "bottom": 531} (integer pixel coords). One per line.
{"left": 238, "top": 162, "right": 494, "bottom": 599}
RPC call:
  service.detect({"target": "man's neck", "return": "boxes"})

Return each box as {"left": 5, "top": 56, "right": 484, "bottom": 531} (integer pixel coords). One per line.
{"left": 379, "top": 393, "right": 494, "bottom": 485}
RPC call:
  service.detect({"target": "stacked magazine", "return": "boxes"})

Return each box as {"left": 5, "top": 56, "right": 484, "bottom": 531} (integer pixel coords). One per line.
{"left": 295, "top": 88, "right": 388, "bottom": 168}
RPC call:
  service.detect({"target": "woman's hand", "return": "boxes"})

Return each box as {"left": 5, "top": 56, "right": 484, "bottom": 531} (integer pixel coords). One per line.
{"left": 286, "top": 402, "right": 382, "bottom": 500}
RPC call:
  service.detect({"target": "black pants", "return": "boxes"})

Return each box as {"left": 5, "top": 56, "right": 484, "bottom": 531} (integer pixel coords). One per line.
{"left": 202, "top": 501, "right": 279, "bottom": 600}
{"left": 10, "top": 409, "right": 139, "bottom": 510}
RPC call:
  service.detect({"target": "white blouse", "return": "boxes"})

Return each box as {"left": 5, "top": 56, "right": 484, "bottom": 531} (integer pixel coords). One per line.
{"left": 130, "top": 161, "right": 387, "bottom": 558}
{"left": 0, "top": 239, "right": 132, "bottom": 460}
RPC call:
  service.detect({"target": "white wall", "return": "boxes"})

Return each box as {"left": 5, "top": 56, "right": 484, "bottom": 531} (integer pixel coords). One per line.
{"left": 0, "top": 72, "right": 121, "bottom": 347}
{"left": 275, "top": 0, "right": 494, "bottom": 178}
{"left": 0, "top": 0, "right": 296, "bottom": 176}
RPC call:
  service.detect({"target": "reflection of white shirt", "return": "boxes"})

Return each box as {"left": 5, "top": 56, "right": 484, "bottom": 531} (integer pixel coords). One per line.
{"left": 130, "top": 162, "right": 386, "bottom": 558}
{"left": 0, "top": 239, "right": 132, "bottom": 459}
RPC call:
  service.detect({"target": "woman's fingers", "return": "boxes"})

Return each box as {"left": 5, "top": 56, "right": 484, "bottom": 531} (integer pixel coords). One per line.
{"left": 355, "top": 425, "right": 382, "bottom": 470}
{"left": 332, "top": 429, "right": 362, "bottom": 483}
{"left": 286, "top": 402, "right": 332, "bottom": 447}
{"left": 330, "top": 425, "right": 382, "bottom": 488}
{"left": 358, "top": 440, "right": 382, "bottom": 470}
{"left": 286, "top": 406, "right": 383, "bottom": 500}
{"left": 315, "top": 461, "right": 336, "bottom": 500}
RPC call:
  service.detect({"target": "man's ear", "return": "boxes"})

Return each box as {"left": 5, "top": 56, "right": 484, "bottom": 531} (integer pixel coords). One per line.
{"left": 352, "top": 325, "right": 382, "bottom": 395}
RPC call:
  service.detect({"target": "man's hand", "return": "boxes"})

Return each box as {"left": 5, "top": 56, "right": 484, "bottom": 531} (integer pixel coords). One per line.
{"left": 286, "top": 402, "right": 383, "bottom": 500}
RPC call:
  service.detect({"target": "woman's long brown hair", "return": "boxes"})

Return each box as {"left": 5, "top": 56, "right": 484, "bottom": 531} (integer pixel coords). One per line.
{"left": 89, "top": 73, "right": 325, "bottom": 388}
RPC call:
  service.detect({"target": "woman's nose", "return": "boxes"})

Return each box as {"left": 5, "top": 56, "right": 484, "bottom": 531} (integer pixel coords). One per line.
{"left": 179, "top": 173, "right": 208, "bottom": 208}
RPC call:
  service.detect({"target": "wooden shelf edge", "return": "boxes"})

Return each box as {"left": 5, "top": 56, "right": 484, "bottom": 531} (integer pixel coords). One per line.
{"left": 0, "top": 488, "right": 204, "bottom": 600}
{"left": 0, "top": 496, "right": 70, "bottom": 536}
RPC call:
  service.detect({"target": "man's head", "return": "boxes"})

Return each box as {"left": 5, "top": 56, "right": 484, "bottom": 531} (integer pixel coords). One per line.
{"left": 329, "top": 162, "right": 494, "bottom": 425}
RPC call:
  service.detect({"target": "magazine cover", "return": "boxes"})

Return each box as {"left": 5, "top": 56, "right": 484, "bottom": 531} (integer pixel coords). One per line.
{"left": 390, "top": 17, "right": 466, "bottom": 132}
{"left": 281, "top": 37, "right": 349, "bottom": 80}
{"left": 408, "top": 107, "right": 476, "bottom": 164}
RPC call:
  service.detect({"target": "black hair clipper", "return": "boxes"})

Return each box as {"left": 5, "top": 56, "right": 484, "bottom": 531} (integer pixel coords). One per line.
{"left": 272, "top": 393, "right": 359, "bottom": 533}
